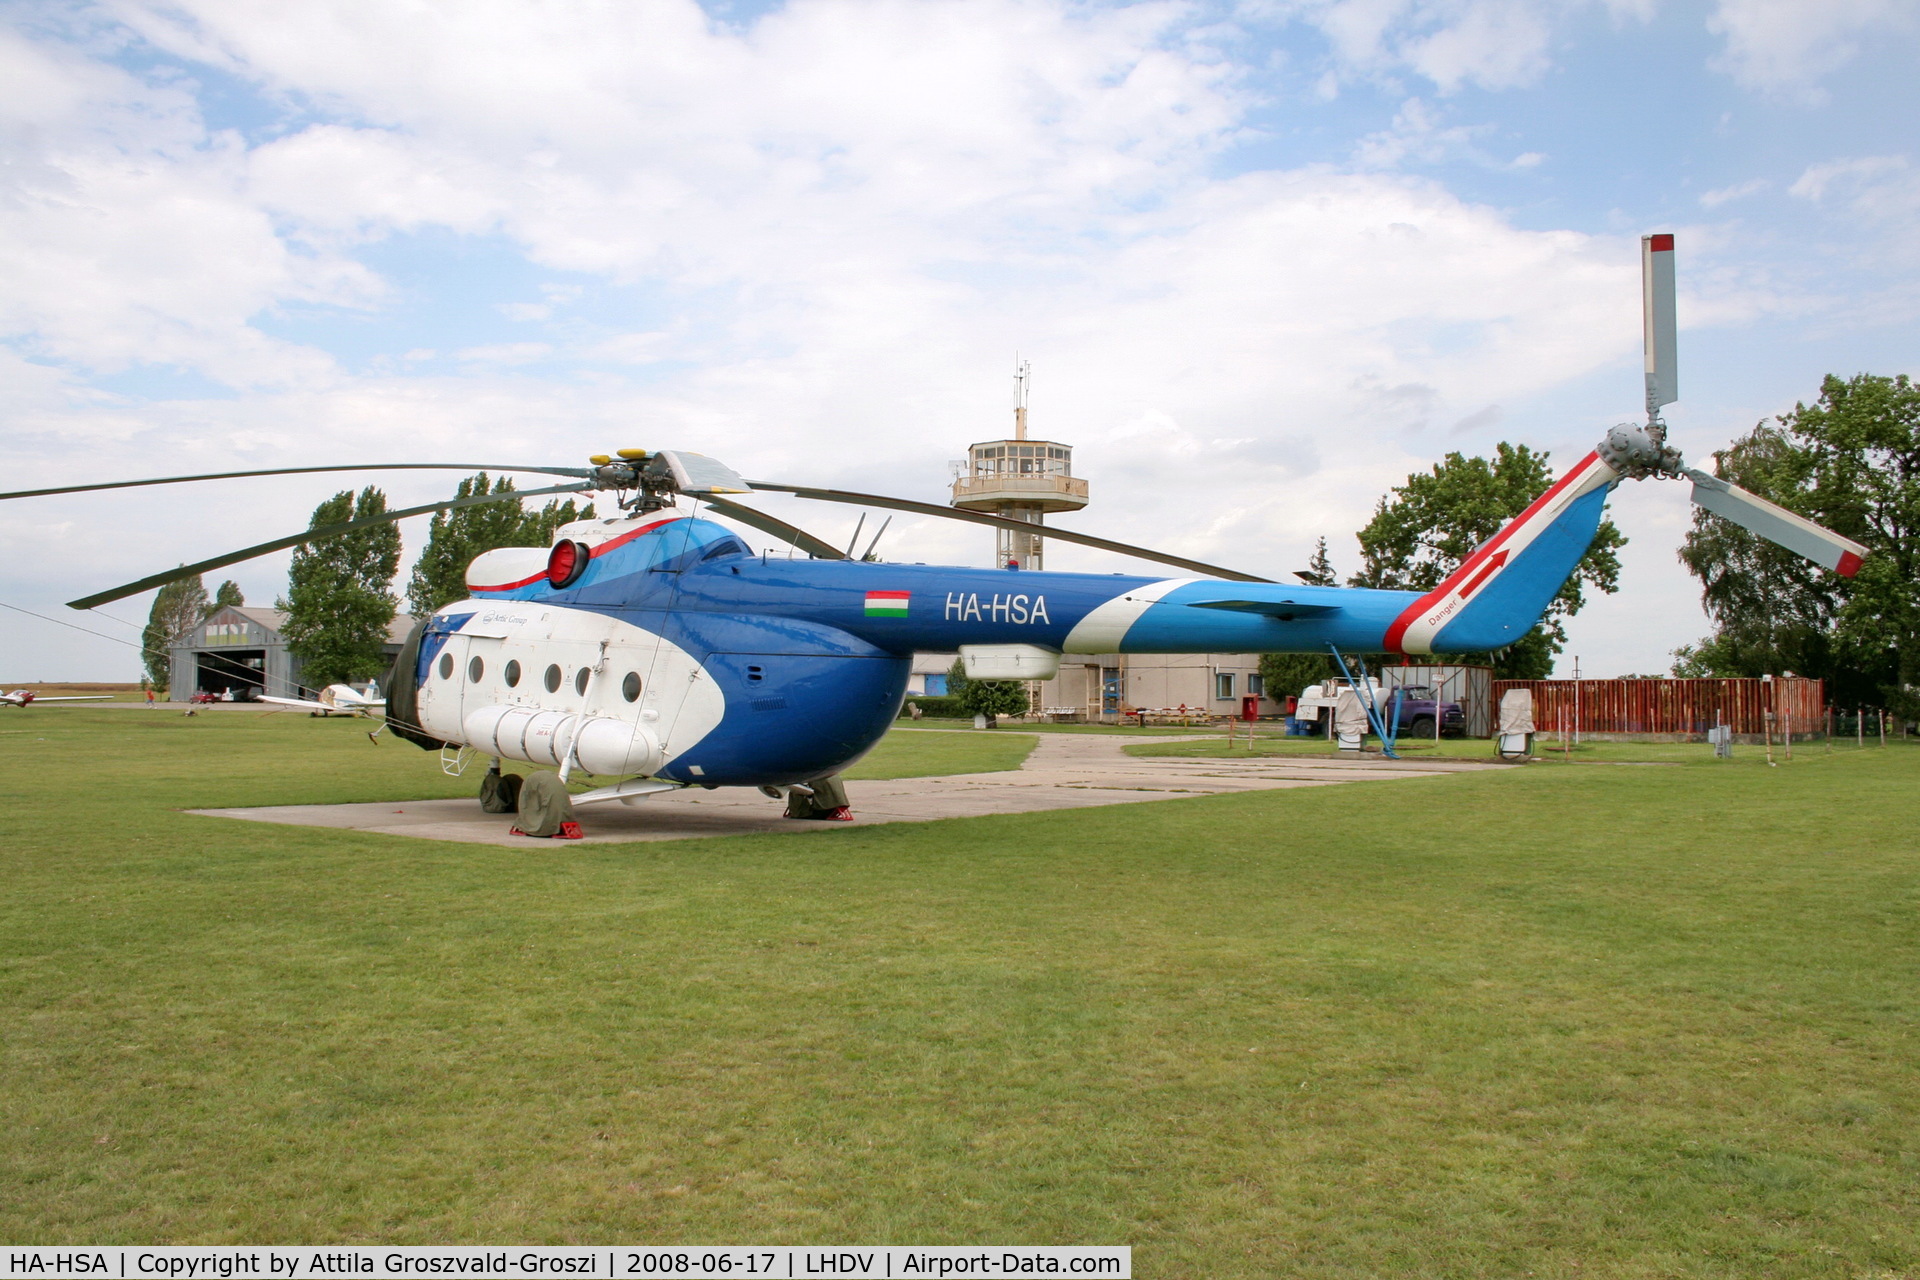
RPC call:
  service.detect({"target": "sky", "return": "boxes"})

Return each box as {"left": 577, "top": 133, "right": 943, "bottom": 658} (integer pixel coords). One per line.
{"left": 2, "top": 0, "right": 1916, "bottom": 681}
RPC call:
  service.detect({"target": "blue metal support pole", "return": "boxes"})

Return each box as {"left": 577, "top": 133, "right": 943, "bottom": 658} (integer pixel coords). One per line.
{"left": 1327, "top": 645, "right": 1400, "bottom": 759}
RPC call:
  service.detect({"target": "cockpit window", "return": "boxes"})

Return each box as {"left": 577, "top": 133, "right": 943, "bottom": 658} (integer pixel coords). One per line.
{"left": 701, "top": 538, "right": 748, "bottom": 561}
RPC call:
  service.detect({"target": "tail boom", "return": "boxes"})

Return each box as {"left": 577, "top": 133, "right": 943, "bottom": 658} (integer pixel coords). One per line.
{"left": 1385, "top": 451, "right": 1621, "bottom": 656}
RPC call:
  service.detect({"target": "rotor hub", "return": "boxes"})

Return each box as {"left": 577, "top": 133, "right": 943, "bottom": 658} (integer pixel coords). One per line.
{"left": 1597, "top": 422, "right": 1685, "bottom": 479}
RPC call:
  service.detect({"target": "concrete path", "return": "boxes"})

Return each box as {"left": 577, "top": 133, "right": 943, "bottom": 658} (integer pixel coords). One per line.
{"left": 190, "top": 733, "right": 1506, "bottom": 847}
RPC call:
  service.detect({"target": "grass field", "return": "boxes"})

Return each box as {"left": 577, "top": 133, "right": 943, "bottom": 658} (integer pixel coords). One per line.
{"left": 4, "top": 710, "right": 1918, "bottom": 1275}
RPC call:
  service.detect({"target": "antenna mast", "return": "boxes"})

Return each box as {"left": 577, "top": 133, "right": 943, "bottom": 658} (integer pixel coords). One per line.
{"left": 1013, "top": 356, "right": 1030, "bottom": 441}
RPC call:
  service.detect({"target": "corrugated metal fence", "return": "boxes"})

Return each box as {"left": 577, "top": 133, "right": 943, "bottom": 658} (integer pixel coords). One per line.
{"left": 1491, "top": 677, "right": 1826, "bottom": 736}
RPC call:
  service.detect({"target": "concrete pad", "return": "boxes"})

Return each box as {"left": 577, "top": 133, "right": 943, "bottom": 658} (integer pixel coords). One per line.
{"left": 190, "top": 731, "right": 1502, "bottom": 847}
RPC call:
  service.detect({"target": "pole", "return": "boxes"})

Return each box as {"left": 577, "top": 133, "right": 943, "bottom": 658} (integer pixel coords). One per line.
{"left": 1880, "top": 710, "right": 1888, "bottom": 748}
{"left": 1784, "top": 700, "right": 1793, "bottom": 761}
{"left": 1764, "top": 708, "right": 1774, "bottom": 766}
{"left": 1573, "top": 656, "right": 1582, "bottom": 747}
{"left": 1858, "top": 707, "right": 1865, "bottom": 749}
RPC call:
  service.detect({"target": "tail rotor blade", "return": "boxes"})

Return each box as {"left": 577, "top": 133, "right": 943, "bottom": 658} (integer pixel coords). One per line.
{"left": 1643, "top": 233, "right": 1677, "bottom": 417}
{"left": 1685, "top": 469, "right": 1866, "bottom": 576}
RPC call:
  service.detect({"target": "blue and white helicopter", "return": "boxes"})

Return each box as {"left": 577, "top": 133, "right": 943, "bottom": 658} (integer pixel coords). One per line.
{"left": 15, "top": 236, "right": 1865, "bottom": 814}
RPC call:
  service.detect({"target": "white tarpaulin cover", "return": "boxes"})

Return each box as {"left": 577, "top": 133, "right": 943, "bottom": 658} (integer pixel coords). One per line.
{"left": 1498, "top": 689, "right": 1535, "bottom": 735}
{"left": 1334, "top": 688, "right": 1370, "bottom": 737}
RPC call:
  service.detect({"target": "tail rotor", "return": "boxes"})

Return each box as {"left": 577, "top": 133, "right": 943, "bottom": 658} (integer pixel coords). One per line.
{"left": 1597, "top": 234, "right": 1865, "bottom": 578}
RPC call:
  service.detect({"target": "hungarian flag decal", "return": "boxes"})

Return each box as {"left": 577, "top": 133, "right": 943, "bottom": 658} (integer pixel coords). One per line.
{"left": 864, "top": 590, "right": 910, "bottom": 618}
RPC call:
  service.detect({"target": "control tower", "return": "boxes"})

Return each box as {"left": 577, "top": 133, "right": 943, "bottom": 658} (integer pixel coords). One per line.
{"left": 950, "top": 359, "right": 1089, "bottom": 570}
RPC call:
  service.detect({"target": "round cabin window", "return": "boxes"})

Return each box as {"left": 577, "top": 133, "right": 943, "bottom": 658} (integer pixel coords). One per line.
{"left": 622, "top": 672, "right": 642, "bottom": 702}
{"left": 438, "top": 652, "right": 453, "bottom": 680}
{"left": 544, "top": 664, "right": 562, "bottom": 693}
{"left": 468, "top": 656, "right": 484, "bottom": 683}
{"left": 574, "top": 667, "right": 591, "bottom": 696}
{"left": 503, "top": 659, "right": 521, "bottom": 688}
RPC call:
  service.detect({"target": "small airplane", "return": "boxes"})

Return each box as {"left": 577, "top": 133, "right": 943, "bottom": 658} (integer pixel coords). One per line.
{"left": 2, "top": 236, "right": 1866, "bottom": 815}
{"left": 2, "top": 689, "right": 115, "bottom": 708}
{"left": 259, "top": 683, "right": 386, "bottom": 717}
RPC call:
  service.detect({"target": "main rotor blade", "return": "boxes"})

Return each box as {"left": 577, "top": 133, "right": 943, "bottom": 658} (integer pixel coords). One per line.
{"left": 1685, "top": 469, "right": 1867, "bottom": 577}
{"left": 745, "top": 482, "right": 1272, "bottom": 582}
{"left": 1643, "top": 233, "right": 1678, "bottom": 417}
{"left": 3, "top": 462, "right": 595, "bottom": 503}
{"left": 68, "top": 482, "right": 595, "bottom": 609}
{"left": 701, "top": 496, "right": 847, "bottom": 560}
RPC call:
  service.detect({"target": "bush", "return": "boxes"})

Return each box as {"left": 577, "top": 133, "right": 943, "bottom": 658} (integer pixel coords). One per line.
{"left": 900, "top": 695, "right": 966, "bottom": 719}
{"left": 961, "top": 679, "right": 1031, "bottom": 721}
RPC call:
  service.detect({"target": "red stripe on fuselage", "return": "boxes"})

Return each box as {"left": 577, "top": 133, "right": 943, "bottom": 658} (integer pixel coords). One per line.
{"left": 469, "top": 516, "right": 685, "bottom": 593}
{"left": 1382, "top": 451, "right": 1604, "bottom": 653}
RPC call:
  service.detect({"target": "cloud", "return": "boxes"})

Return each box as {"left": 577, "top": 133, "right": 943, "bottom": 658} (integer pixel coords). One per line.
{"left": 455, "top": 342, "right": 555, "bottom": 364}
{"left": 1352, "top": 96, "right": 1545, "bottom": 169}
{"left": 1259, "top": 0, "right": 1653, "bottom": 95}
{"left": 1789, "top": 155, "right": 1914, "bottom": 212}
{"left": 1708, "top": 0, "right": 1915, "bottom": 97}
{"left": 1, "top": 0, "right": 1815, "bottom": 682}
{"left": 1699, "top": 177, "right": 1769, "bottom": 207}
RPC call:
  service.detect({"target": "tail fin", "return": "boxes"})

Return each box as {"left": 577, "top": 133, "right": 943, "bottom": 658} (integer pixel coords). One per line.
{"left": 1385, "top": 451, "right": 1620, "bottom": 655}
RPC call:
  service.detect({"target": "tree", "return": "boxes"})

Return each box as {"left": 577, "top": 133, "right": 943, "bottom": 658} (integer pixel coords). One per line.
{"left": 281, "top": 487, "right": 402, "bottom": 687}
{"left": 405, "top": 473, "right": 595, "bottom": 618}
{"left": 211, "top": 580, "right": 244, "bottom": 612}
{"left": 1295, "top": 536, "right": 1337, "bottom": 587}
{"left": 1677, "top": 373, "right": 1919, "bottom": 716}
{"left": 1351, "top": 442, "right": 1625, "bottom": 678}
{"left": 960, "top": 676, "right": 1031, "bottom": 724}
{"left": 521, "top": 495, "right": 595, "bottom": 551}
{"left": 1259, "top": 651, "right": 1333, "bottom": 702}
{"left": 945, "top": 658, "right": 971, "bottom": 702}
{"left": 945, "top": 656, "right": 1029, "bottom": 722}
{"left": 141, "top": 573, "right": 208, "bottom": 689}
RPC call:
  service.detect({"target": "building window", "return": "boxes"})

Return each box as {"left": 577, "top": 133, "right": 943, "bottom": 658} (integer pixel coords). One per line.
{"left": 1247, "top": 673, "right": 1264, "bottom": 697}
{"left": 1215, "top": 672, "right": 1234, "bottom": 700}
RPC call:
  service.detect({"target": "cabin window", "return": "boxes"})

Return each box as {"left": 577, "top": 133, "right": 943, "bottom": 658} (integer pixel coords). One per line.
{"left": 468, "top": 656, "right": 485, "bottom": 683}
{"left": 438, "top": 653, "right": 453, "bottom": 680}
{"left": 543, "top": 664, "right": 562, "bottom": 693}
{"left": 574, "top": 667, "right": 590, "bottom": 696}
{"left": 504, "top": 660, "right": 521, "bottom": 688}
{"left": 622, "top": 672, "right": 642, "bottom": 702}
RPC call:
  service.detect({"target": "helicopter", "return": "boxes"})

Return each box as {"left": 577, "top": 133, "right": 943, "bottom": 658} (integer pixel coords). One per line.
{"left": 2, "top": 235, "right": 1866, "bottom": 813}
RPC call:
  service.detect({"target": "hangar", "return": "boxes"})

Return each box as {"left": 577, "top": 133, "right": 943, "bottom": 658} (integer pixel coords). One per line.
{"left": 167, "top": 606, "right": 409, "bottom": 701}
